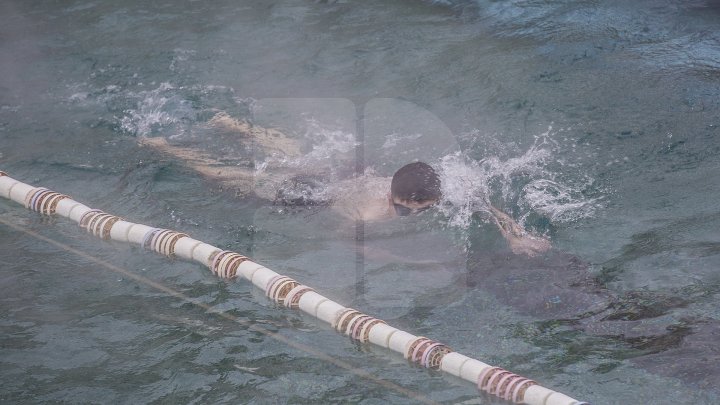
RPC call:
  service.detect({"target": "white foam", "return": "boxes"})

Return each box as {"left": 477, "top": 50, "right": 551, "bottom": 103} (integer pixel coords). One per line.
{"left": 256, "top": 118, "right": 356, "bottom": 177}
{"left": 520, "top": 179, "right": 599, "bottom": 222}
{"left": 437, "top": 127, "right": 600, "bottom": 229}
{"left": 253, "top": 118, "right": 357, "bottom": 203}
{"left": 119, "top": 82, "right": 187, "bottom": 136}
{"left": 381, "top": 132, "right": 423, "bottom": 149}
{"left": 66, "top": 81, "right": 244, "bottom": 138}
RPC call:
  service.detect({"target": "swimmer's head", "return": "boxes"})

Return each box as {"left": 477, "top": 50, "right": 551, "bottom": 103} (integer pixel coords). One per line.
{"left": 390, "top": 162, "right": 441, "bottom": 216}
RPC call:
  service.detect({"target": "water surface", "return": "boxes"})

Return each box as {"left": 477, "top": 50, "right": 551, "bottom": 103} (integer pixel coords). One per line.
{"left": 1, "top": 0, "right": 720, "bottom": 404}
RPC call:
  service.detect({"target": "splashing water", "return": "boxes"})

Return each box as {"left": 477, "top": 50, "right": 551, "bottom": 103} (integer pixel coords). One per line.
{"left": 520, "top": 179, "right": 599, "bottom": 223}
{"left": 437, "top": 129, "right": 600, "bottom": 229}
{"left": 71, "top": 77, "right": 600, "bottom": 229}
{"left": 255, "top": 118, "right": 357, "bottom": 178}
{"left": 296, "top": 118, "right": 357, "bottom": 172}
{"left": 254, "top": 122, "right": 601, "bottom": 229}
{"left": 67, "top": 80, "right": 248, "bottom": 138}
{"left": 119, "top": 82, "right": 189, "bottom": 136}
{"left": 251, "top": 118, "right": 357, "bottom": 205}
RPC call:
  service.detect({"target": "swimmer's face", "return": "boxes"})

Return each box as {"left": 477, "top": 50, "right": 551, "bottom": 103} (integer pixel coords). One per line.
{"left": 389, "top": 195, "right": 438, "bottom": 216}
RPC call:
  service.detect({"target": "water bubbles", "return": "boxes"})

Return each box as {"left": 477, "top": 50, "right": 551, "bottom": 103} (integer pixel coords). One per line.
{"left": 69, "top": 73, "right": 602, "bottom": 231}
{"left": 66, "top": 78, "right": 248, "bottom": 138}
{"left": 437, "top": 151, "right": 490, "bottom": 228}
{"left": 119, "top": 83, "right": 189, "bottom": 136}
{"left": 381, "top": 133, "right": 423, "bottom": 149}
{"left": 437, "top": 127, "right": 600, "bottom": 230}
{"left": 301, "top": 119, "right": 356, "bottom": 162}
{"left": 520, "top": 179, "right": 599, "bottom": 222}
{"left": 256, "top": 117, "right": 357, "bottom": 178}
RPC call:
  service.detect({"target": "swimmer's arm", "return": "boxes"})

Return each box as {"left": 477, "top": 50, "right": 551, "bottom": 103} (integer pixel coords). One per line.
{"left": 140, "top": 112, "right": 301, "bottom": 168}
{"left": 485, "top": 204, "right": 551, "bottom": 256}
{"left": 138, "top": 136, "right": 256, "bottom": 189}
{"left": 209, "top": 112, "right": 302, "bottom": 157}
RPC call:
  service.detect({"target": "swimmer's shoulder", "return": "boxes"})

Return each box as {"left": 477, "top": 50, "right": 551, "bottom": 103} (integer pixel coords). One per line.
{"left": 330, "top": 176, "right": 392, "bottom": 222}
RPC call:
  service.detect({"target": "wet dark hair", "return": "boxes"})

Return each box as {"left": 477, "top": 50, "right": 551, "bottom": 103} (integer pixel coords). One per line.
{"left": 390, "top": 162, "right": 441, "bottom": 203}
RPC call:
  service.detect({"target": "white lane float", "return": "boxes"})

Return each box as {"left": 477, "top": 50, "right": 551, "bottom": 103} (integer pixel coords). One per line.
{"left": 0, "top": 171, "right": 590, "bottom": 405}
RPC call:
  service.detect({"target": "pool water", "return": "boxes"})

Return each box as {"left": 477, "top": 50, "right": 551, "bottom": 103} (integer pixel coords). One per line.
{"left": 1, "top": 0, "right": 720, "bottom": 404}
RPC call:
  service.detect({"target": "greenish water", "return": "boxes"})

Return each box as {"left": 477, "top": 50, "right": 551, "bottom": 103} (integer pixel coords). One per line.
{"left": 1, "top": 0, "right": 719, "bottom": 404}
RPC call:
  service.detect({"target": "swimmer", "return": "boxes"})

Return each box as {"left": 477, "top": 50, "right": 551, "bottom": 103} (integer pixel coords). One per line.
{"left": 139, "top": 114, "right": 719, "bottom": 393}
{"left": 140, "top": 112, "right": 550, "bottom": 256}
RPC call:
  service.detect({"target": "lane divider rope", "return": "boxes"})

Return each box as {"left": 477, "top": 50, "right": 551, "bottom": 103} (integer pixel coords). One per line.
{"left": 0, "top": 172, "right": 589, "bottom": 405}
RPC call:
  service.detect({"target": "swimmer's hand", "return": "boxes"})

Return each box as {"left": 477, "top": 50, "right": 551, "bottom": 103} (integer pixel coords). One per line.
{"left": 504, "top": 230, "right": 551, "bottom": 257}
{"left": 488, "top": 205, "right": 551, "bottom": 257}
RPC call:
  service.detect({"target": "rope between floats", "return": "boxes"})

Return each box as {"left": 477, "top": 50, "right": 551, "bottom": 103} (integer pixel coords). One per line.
{"left": 0, "top": 172, "right": 589, "bottom": 405}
